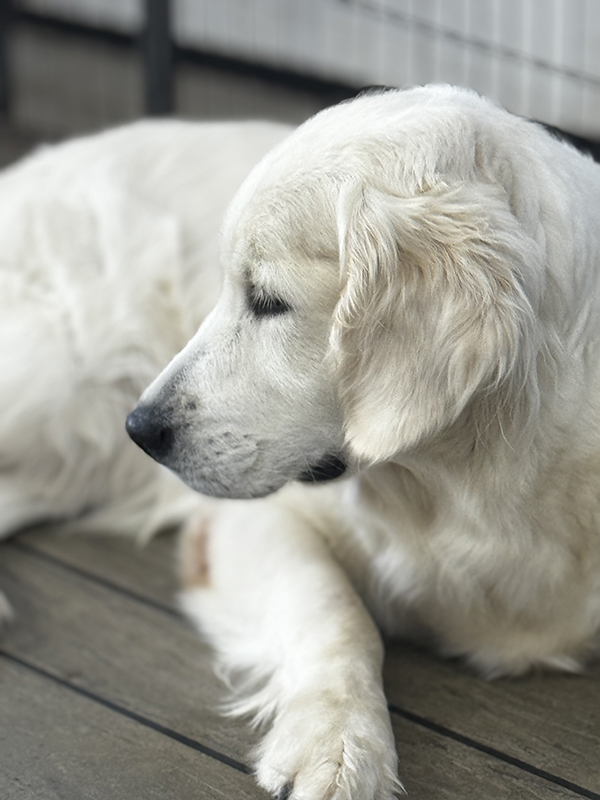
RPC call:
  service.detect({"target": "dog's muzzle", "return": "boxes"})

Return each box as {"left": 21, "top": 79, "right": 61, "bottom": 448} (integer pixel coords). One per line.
{"left": 126, "top": 405, "right": 174, "bottom": 462}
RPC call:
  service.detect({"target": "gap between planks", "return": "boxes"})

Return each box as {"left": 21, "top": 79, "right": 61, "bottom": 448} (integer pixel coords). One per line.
{"left": 0, "top": 648, "right": 251, "bottom": 775}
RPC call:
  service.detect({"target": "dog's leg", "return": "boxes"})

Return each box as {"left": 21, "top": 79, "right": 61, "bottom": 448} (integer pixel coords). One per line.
{"left": 180, "top": 498, "right": 401, "bottom": 800}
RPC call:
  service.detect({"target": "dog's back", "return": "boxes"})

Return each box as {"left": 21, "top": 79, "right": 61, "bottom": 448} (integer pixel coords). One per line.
{"left": 0, "top": 119, "right": 292, "bottom": 539}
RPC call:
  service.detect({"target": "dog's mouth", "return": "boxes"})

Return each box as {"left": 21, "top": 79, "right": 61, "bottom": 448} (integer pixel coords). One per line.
{"left": 297, "top": 454, "right": 347, "bottom": 484}
{"left": 127, "top": 404, "right": 348, "bottom": 493}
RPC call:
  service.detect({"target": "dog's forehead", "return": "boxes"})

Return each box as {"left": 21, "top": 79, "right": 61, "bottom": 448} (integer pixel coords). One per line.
{"left": 220, "top": 107, "right": 371, "bottom": 262}
{"left": 220, "top": 85, "right": 500, "bottom": 280}
{"left": 222, "top": 170, "right": 339, "bottom": 275}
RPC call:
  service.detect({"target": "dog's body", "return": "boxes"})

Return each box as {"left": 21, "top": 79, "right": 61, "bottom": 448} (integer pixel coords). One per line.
{"left": 4, "top": 85, "right": 600, "bottom": 799}
{"left": 128, "top": 86, "right": 600, "bottom": 798}
{"left": 0, "top": 118, "right": 291, "bottom": 544}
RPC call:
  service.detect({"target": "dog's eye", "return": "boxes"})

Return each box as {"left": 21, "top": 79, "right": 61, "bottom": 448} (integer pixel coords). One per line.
{"left": 248, "top": 287, "right": 291, "bottom": 318}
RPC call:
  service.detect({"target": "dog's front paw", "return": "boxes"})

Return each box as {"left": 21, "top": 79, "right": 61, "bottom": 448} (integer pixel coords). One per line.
{"left": 0, "top": 590, "right": 14, "bottom": 630}
{"left": 254, "top": 690, "right": 401, "bottom": 800}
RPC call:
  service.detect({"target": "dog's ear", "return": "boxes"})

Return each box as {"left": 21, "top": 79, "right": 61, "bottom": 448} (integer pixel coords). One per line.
{"left": 331, "top": 181, "right": 540, "bottom": 461}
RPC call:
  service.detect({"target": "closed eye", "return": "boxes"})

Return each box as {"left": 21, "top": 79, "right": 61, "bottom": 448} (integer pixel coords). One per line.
{"left": 247, "top": 285, "right": 292, "bottom": 317}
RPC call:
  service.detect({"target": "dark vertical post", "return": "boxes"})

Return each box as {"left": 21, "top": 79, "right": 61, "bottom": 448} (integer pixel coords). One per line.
{"left": 143, "top": 0, "right": 173, "bottom": 116}
{"left": 0, "top": 0, "right": 11, "bottom": 118}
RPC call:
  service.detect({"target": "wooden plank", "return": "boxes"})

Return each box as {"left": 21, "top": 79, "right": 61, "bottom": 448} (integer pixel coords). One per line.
{"left": 15, "top": 527, "right": 179, "bottom": 608}
{"left": 2, "top": 538, "right": 596, "bottom": 798}
{"left": 390, "top": 715, "right": 582, "bottom": 800}
{"left": 1, "top": 651, "right": 579, "bottom": 800}
{"left": 0, "top": 656, "right": 265, "bottom": 800}
{"left": 384, "top": 643, "right": 600, "bottom": 794}
{"left": 0, "top": 544, "right": 258, "bottom": 765}
{"left": 16, "top": 529, "right": 600, "bottom": 795}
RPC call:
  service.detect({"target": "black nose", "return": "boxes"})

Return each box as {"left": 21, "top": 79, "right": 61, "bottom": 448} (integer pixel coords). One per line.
{"left": 126, "top": 405, "right": 174, "bottom": 462}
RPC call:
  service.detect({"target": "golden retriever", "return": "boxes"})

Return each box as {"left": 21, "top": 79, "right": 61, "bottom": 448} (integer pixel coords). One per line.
{"left": 128, "top": 85, "right": 600, "bottom": 799}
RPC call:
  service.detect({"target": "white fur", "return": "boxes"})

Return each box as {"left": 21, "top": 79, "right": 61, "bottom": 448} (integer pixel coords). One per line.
{"left": 142, "top": 87, "right": 600, "bottom": 798}
{"left": 0, "top": 118, "right": 292, "bottom": 543}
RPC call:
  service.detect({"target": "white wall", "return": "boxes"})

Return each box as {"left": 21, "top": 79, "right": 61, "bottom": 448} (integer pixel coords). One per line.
{"left": 20, "top": 0, "right": 600, "bottom": 137}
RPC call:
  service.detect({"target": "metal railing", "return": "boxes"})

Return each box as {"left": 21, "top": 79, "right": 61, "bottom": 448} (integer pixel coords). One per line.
{"left": 0, "top": 0, "right": 354, "bottom": 125}
{"left": 143, "top": 0, "right": 172, "bottom": 116}
{"left": 0, "top": 0, "right": 175, "bottom": 119}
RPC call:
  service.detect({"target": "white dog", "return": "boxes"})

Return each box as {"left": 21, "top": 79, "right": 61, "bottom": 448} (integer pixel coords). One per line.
{"left": 126, "top": 86, "right": 600, "bottom": 799}
{"left": 3, "top": 84, "right": 600, "bottom": 799}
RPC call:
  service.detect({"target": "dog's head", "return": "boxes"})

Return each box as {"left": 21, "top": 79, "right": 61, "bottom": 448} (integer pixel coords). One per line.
{"left": 127, "top": 86, "right": 543, "bottom": 498}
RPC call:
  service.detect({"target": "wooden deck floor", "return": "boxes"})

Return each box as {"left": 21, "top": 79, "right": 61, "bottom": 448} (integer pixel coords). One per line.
{"left": 0, "top": 526, "right": 599, "bottom": 800}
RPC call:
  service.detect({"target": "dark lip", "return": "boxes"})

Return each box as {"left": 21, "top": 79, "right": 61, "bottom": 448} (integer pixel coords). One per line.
{"left": 297, "top": 454, "right": 347, "bottom": 483}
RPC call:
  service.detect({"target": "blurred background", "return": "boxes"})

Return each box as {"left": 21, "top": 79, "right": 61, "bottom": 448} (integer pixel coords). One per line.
{"left": 0, "top": 0, "right": 599, "bottom": 164}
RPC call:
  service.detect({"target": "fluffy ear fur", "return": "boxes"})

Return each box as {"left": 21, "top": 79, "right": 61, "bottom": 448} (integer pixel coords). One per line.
{"left": 331, "top": 180, "right": 541, "bottom": 461}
